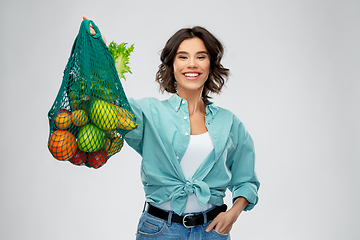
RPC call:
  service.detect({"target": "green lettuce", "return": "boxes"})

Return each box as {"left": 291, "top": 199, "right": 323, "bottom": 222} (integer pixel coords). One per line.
{"left": 108, "top": 41, "right": 134, "bottom": 80}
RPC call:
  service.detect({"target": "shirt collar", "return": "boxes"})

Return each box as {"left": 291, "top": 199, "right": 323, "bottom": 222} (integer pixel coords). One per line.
{"left": 168, "top": 94, "right": 183, "bottom": 112}
{"left": 204, "top": 99, "right": 219, "bottom": 116}
{"left": 168, "top": 94, "right": 219, "bottom": 116}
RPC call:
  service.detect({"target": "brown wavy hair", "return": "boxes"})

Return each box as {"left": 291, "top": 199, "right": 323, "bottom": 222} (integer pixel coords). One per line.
{"left": 155, "top": 26, "right": 229, "bottom": 101}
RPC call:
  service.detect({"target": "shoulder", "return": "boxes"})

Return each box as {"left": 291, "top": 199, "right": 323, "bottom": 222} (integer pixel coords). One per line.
{"left": 128, "top": 97, "right": 163, "bottom": 108}
{"left": 211, "top": 103, "right": 250, "bottom": 142}
{"left": 129, "top": 94, "right": 181, "bottom": 110}
{"left": 210, "top": 103, "right": 243, "bottom": 125}
{"left": 128, "top": 97, "right": 161, "bottom": 104}
{"left": 128, "top": 97, "right": 173, "bottom": 116}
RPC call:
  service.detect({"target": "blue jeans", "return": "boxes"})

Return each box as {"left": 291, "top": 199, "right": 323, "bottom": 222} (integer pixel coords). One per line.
{"left": 135, "top": 207, "right": 231, "bottom": 240}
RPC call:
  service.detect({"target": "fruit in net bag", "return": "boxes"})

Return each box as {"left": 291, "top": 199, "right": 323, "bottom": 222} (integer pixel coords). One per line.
{"left": 105, "top": 132, "right": 124, "bottom": 156}
{"left": 48, "top": 130, "right": 77, "bottom": 160}
{"left": 89, "top": 99, "right": 118, "bottom": 130}
{"left": 87, "top": 149, "right": 108, "bottom": 169}
{"left": 77, "top": 123, "right": 105, "bottom": 152}
{"left": 47, "top": 20, "right": 136, "bottom": 168}
{"left": 71, "top": 109, "right": 89, "bottom": 127}
{"left": 70, "top": 149, "right": 87, "bottom": 165}
{"left": 55, "top": 112, "right": 72, "bottom": 129}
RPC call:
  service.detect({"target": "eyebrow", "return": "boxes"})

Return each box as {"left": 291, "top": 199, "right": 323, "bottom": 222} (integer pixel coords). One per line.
{"left": 176, "top": 51, "right": 208, "bottom": 55}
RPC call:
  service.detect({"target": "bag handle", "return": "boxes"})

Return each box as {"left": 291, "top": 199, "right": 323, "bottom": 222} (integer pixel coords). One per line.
{"left": 82, "top": 19, "right": 102, "bottom": 39}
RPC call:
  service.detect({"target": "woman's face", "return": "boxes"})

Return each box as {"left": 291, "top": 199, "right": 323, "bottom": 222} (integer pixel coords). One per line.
{"left": 173, "top": 37, "right": 210, "bottom": 97}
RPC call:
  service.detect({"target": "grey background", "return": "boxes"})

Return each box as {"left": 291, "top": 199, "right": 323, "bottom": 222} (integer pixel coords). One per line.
{"left": 1, "top": 0, "right": 359, "bottom": 239}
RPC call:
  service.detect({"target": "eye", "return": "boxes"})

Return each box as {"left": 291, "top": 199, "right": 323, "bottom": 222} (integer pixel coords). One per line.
{"left": 177, "top": 55, "right": 187, "bottom": 60}
{"left": 197, "top": 54, "right": 208, "bottom": 60}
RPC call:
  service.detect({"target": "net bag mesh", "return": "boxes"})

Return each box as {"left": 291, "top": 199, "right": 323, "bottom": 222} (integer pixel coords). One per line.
{"left": 47, "top": 20, "right": 136, "bottom": 168}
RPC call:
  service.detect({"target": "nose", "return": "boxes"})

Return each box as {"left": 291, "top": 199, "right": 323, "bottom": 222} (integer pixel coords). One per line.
{"left": 187, "top": 57, "right": 197, "bottom": 68}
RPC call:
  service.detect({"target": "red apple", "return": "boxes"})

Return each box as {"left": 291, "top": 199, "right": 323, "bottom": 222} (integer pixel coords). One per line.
{"left": 69, "top": 149, "right": 87, "bottom": 165}
{"left": 87, "top": 149, "right": 108, "bottom": 169}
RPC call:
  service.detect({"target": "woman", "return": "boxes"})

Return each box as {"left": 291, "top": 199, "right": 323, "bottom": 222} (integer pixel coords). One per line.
{"left": 84, "top": 16, "right": 259, "bottom": 239}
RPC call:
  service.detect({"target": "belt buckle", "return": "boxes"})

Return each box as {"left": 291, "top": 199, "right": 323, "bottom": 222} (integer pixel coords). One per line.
{"left": 182, "top": 213, "right": 195, "bottom": 228}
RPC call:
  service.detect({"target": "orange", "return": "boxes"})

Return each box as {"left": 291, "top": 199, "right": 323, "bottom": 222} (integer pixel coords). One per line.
{"left": 55, "top": 112, "right": 72, "bottom": 129}
{"left": 48, "top": 130, "right": 77, "bottom": 160}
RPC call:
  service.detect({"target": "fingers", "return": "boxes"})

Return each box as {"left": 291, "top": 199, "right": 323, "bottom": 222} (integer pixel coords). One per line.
{"left": 205, "top": 212, "right": 233, "bottom": 234}
{"left": 82, "top": 15, "right": 96, "bottom": 35}
{"left": 214, "top": 221, "right": 225, "bottom": 233}
{"left": 216, "top": 223, "right": 232, "bottom": 234}
{"left": 206, "top": 213, "right": 223, "bottom": 232}
{"left": 89, "top": 23, "right": 96, "bottom": 35}
{"left": 82, "top": 15, "right": 106, "bottom": 43}
{"left": 206, "top": 219, "right": 229, "bottom": 234}
{"left": 205, "top": 219, "right": 217, "bottom": 232}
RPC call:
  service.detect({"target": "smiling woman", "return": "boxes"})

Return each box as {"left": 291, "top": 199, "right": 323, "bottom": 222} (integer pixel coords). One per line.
{"left": 83, "top": 16, "right": 260, "bottom": 240}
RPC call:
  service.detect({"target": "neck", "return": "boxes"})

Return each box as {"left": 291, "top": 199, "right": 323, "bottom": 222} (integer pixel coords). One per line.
{"left": 177, "top": 90, "right": 206, "bottom": 115}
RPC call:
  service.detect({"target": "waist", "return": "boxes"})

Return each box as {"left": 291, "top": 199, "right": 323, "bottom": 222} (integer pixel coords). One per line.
{"left": 145, "top": 203, "right": 227, "bottom": 228}
{"left": 154, "top": 194, "right": 214, "bottom": 214}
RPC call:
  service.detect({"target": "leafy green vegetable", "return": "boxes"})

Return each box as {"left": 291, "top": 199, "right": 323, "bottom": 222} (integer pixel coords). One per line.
{"left": 108, "top": 41, "right": 134, "bottom": 80}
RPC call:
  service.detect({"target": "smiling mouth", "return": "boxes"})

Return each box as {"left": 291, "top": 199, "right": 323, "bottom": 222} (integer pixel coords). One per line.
{"left": 184, "top": 73, "right": 200, "bottom": 77}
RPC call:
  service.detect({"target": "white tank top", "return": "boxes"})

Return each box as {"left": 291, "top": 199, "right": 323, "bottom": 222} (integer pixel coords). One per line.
{"left": 156, "top": 131, "right": 214, "bottom": 213}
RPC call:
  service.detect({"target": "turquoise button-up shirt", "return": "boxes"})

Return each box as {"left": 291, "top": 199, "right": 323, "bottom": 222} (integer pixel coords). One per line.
{"left": 124, "top": 94, "right": 259, "bottom": 215}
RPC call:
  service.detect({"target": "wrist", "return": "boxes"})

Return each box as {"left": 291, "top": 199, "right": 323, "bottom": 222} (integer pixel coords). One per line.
{"left": 231, "top": 197, "right": 249, "bottom": 215}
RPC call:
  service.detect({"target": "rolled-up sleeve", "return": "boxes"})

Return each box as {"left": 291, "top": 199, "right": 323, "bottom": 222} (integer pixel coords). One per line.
{"left": 228, "top": 123, "right": 260, "bottom": 211}
{"left": 124, "top": 98, "right": 145, "bottom": 155}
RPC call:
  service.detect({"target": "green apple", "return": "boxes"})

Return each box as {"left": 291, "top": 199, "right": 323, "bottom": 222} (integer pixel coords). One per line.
{"left": 89, "top": 99, "right": 118, "bottom": 130}
{"left": 77, "top": 123, "right": 105, "bottom": 152}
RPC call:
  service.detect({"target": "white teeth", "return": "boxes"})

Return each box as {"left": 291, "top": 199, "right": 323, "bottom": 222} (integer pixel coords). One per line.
{"left": 184, "top": 73, "right": 199, "bottom": 77}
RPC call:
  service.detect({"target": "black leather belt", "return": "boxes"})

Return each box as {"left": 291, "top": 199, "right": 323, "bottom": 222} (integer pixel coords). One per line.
{"left": 145, "top": 203, "right": 227, "bottom": 228}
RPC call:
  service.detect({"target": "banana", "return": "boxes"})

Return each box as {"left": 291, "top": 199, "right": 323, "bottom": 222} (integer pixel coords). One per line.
{"left": 117, "top": 117, "right": 137, "bottom": 130}
{"left": 105, "top": 137, "right": 124, "bottom": 155}
{"left": 112, "top": 105, "right": 137, "bottom": 130}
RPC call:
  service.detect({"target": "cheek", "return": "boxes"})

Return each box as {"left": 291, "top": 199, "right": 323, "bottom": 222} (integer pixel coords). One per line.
{"left": 172, "top": 64, "right": 180, "bottom": 82}
{"left": 173, "top": 61, "right": 185, "bottom": 78}
{"left": 203, "top": 62, "right": 211, "bottom": 76}
{"left": 202, "top": 59, "right": 210, "bottom": 70}
{"left": 173, "top": 60, "right": 179, "bottom": 73}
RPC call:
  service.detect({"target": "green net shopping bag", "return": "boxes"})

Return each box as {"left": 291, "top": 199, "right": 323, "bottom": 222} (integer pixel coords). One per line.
{"left": 48, "top": 20, "right": 136, "bottom": 169}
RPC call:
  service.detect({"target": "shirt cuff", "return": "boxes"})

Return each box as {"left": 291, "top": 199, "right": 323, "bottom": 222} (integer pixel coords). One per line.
{"left": 232, "top": 183, "right": 259, "bottom": 211}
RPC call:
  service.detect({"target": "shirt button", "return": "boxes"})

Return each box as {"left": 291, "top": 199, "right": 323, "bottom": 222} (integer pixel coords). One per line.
{"left": 214, "top": 136, "right": 217, "bottom": 140}
{"left": 182, "top": 100, "right": 186, "bottom": 104}
{"left": 184, "top": 116, "right": 188, "bottom": 120}
{"left": 177, "top": 156, "right": 179, "bottom": 159}
{"left": 185, "top": 132, "right": 189, "bottom": 136}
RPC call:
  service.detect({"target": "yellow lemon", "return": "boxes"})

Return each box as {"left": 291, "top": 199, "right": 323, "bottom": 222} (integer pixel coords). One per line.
{"left": 71, "top": 109, "right": 89, "bottom": 127}
{"left": 89, "top": 99, "right": 118, "bottom": 130}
